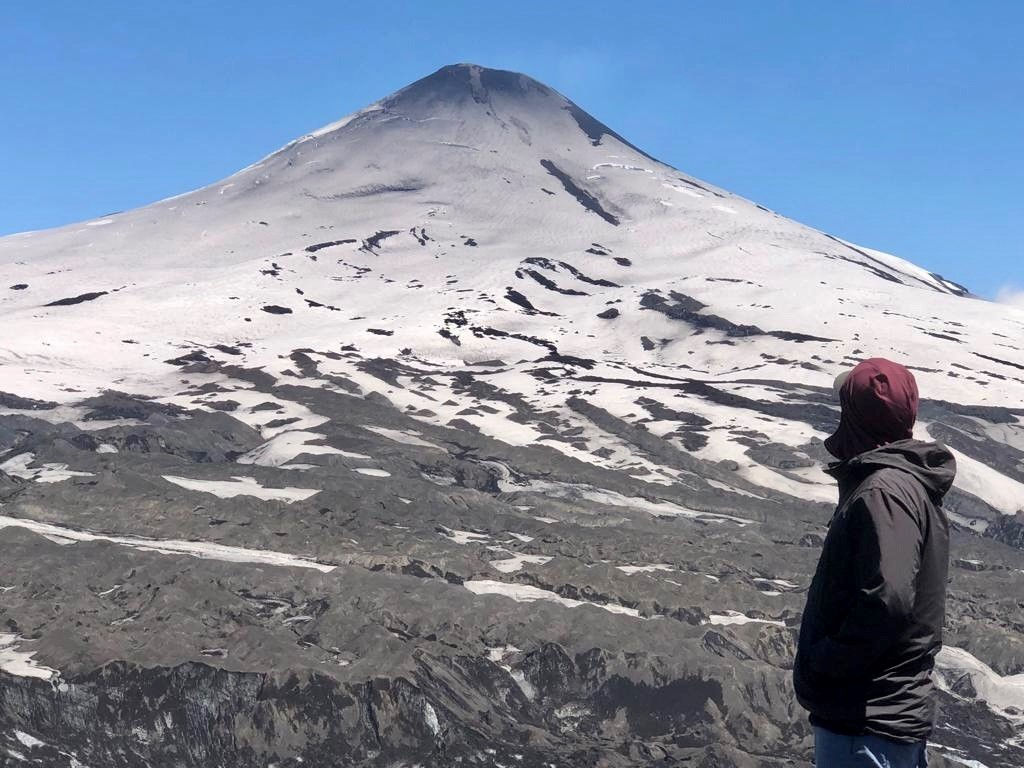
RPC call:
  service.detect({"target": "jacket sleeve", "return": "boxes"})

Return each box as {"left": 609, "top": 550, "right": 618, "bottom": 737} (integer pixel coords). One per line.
{"left": 807, "top": 487, "right": 923, "bottom": 680}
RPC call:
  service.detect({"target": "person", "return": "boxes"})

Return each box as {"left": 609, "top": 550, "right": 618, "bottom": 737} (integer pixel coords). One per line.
{"left": 794, "top": 358, "right": 957, "bottom": 768}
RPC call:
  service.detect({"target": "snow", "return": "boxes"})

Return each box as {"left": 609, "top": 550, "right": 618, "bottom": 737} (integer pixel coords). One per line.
{"left": 485, "top": 645, "right": 522, "bottom": 662}
{"left": 440, "top": 528, "right": 489, "bottom": 545}
{"left": 336, "top": 450, "right": 373, "bottom": 460}
{"left": 489, "top": 554, "right": 552, "bottom": 573}
{"left": 616, "top": 564, "right": 674, "bottom": 575}
{"left": 302, "top": 102, "right": 383, "bottom": 139}
{"left": 0, "top": 452, "right": 93, "bottom": 483}
{"left": 947, "top": 510, "right": 989, "bottom": 533}
{"left": 364, "top": 426, "right": 443, "bottom": 450}
{"left": 162, "top": 475, "right": 319, "bottom": 503}
{"left": 422, "top": 702, "right": 441, "bottom": 736}
{"left": 509, "top": 478, "right": 753, "bottom": 525}
{"left": 464, "top": 580, "right": 642, "bottom": 618}
{"left": 0, "top": 634, "right": 58, "bottom": 679}
{"left": 836, "top": 238, "right": 953, "bottom": 294}
{"left": 927, "top": 433, "right": 1024, "bottom": 515}
{"left": 935, "top": 645, "right": 1024, "bottom": 721}
{"left": 754, "top": 577, "right": 799, "bottom": 590}
{"left": 353, "top": 467, "right": 391, "bottom": 477}
{"left": 237, "top": 430, "right": 352, "bottom": 467}
{"left": 662, "top": 182, "right": 703, "bottom": 198}
{"left": 706, "top": 611, "right": 785, "bottom": 628}
{"left": 12, "top": 732, "right": 44, "bottom": 750}
{"left": 0, "top": 514, "right": 336, "bottom": 572}
{"left": 938, "top": 757, "right": 991, "bottom": 768}
{"left": 164, "top": 389, "right": 328, "bottom": 439}
{"left": 509, "top": 669, "right": 537, "bottom": 701}
{"left": 982, "top": 421, "right": 1024, "bottom": 453}
{"left": 736, "top": 465, "right": 835, "bottom": 503}
{"left": 592, "top": 163, "right": 652, "bottom": 173}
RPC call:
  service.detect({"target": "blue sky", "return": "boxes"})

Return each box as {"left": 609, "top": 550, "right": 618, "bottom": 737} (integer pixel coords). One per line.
{"left": 3, "top": 2, "right": 1021, "bottom": 299}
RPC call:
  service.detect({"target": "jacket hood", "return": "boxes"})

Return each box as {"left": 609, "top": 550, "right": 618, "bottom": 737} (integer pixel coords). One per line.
{"left": 825, "top": 358, "right": 919, "bottom": 461}
{"left": 827, "top": 439, "right": 957, "bottom": 502}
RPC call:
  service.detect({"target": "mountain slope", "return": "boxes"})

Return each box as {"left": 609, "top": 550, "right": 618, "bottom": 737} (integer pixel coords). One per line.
{"left": 0, "top": 64, "right": 1022, "bottom": 768}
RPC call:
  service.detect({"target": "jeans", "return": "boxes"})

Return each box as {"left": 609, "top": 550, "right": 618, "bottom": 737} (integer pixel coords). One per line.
{"left": 814, "top": 726, "right": 928, "bottom": 768}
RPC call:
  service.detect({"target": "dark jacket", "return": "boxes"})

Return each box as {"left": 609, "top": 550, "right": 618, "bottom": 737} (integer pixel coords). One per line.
{"left": 793, "top": 439, "right": 956, "bottom": 742}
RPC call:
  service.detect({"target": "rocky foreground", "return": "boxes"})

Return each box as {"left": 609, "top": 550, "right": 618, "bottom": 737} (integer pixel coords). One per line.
{"left": 1, "top": 364, "right": 1022, "bottom": 767}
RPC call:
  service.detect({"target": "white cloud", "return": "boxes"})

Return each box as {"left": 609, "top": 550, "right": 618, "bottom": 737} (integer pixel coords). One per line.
{"left": 996, "top": 285, "right": 1024, "bottom": 307}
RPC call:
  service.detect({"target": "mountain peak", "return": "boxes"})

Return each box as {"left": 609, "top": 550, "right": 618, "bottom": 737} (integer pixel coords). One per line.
{"left": 382, "top": 63, "right": 558, "bottom": 111}
{"left": 376, "top": 63, "right": 657, "bottom": 161}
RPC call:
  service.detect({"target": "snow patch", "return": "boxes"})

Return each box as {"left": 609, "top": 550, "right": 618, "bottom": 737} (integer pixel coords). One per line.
{"left": 353, "top": 467, "right": 391, "bottom": 477}
{"left": 935, "top": 645, "right": 1024, "bottom": 722}
{"left": 422, "top": 702, "right": 441, "bottom": 736}
{"left": 12, "top": 732, "right": 45, "bottom": 750}
{"left": 706, "top": 611, "right": 785, "bottom": 628}
{"left": 440, "top": 528, "right": 489, "bottom": 545}
{"left": 489, "top": 554, "right": 552, "bottom": 573}
{"left": 302, "top": 103, "right": 383, "bottom": 140}
{"left": 662, "top": 182, "right": 703, "bottom": 198}
{"left": 941, "top": 442, "right": 1024, "bottom": 516}
{"left": 616, "top": 564, "right": 674, "bottom": 575}
{"left": 237, "top": 430, "right": 353, "bottom": 467}
{"left": 0, "top": 634, "right": 58, "bottom": 680}
{"left": 513, "top": 479, "right": 752, "bottom": 525}
{"left": 486, "top": 645, "right": 522, "bottom": 662}
{"left": 364, "top": 426, "right": 443, "bottom": 450}
{"left": 163, "top": 475, "right": 319, "bottom": 503}
{"left": 0, "top": 514, "right": 335, "bottom": 572}
{"left": 0, "top": 453, "right": 93, "bottom": 483}
{"left": 464, "top": 579, "right": 641, "bottom": 618}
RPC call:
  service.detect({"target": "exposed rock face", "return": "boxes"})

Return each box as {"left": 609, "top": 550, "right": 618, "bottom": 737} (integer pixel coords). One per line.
{"left": 0, "top": 64, "right": 1022, "bottom": 767}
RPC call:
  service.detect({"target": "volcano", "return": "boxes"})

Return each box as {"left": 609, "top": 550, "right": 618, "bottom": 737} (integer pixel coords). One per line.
{"left": 0, "top": 64, "right": 1022, "bottom": 768}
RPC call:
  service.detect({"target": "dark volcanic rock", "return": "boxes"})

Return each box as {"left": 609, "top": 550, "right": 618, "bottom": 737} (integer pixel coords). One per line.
{"left": 45, "top": 290, "right": 109, "bottom": 307}
{"left": 640, "top": 291, "right": 833, "bottom": 343}
{"left": 540, "top": 159, "right": 620, "bottom": 226}
{"left": 987, "top": 512, "right": 1024, "bottom": 550}
{"left": 0, "top": 391, "right": 57, "bottom": 410}
{"left": 745, "top": 443, "right": 814, "bottom": 471}
{"left": 79, "top": 391, "right": 186, "bottom": 422}
{"left": 0, "top": 469, "right": 25, "bottom": 501}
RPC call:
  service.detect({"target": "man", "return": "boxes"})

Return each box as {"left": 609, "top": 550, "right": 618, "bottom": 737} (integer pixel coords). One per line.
{"left": 794, "top": 358, "right": 956, "bottom": 768}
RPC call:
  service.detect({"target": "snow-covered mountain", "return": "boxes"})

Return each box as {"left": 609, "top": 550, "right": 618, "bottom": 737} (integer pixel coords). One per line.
{"left": 1, "top": 64, "right": 1022, "bottom": 768}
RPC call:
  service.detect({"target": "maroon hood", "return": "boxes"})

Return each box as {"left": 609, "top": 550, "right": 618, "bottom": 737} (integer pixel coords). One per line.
{"left": 824, "top": 358, "right": 920, "bottom": 461}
